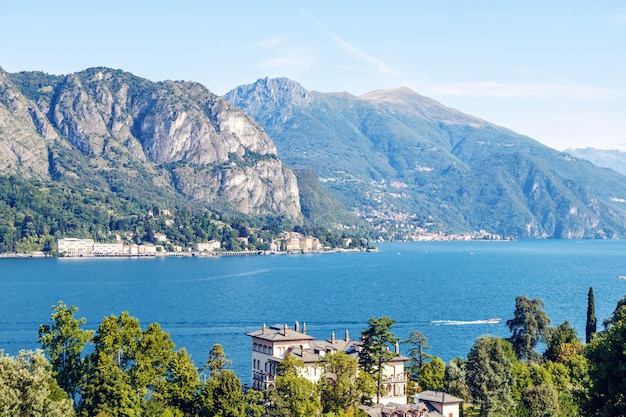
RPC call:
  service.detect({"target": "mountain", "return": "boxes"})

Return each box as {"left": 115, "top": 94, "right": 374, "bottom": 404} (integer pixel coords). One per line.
{"left": 1, "top": 67, "right": 301, "bottom": 220}
{"left": 566, "top": 148, "right": 626, "bottom": 176}
{"left": 226, "top": 77, "right": 626, "bottom": 239}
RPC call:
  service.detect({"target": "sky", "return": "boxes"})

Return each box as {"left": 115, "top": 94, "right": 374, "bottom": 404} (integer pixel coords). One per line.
{"left": 2, "top": 1, "right": 626, "bottom": 151}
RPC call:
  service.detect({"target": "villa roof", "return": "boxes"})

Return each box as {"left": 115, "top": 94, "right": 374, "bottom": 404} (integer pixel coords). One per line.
{"left": 360, "top": 402, "right": 435, "bottom": 417}
{"left": 246, "top": 324, "right": 314, "bottom": 342}
{"left": 413, "top": 390, "right": 464, "bottom": 404}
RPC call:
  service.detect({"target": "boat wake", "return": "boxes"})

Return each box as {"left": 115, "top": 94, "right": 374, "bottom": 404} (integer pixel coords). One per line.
{"left": 431, "top": 318, "right": 501, "bottom": 326}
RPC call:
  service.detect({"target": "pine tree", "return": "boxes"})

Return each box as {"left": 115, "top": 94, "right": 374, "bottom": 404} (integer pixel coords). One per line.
{"left": 506, "top": 296, "right": 551, "bottom": 361}
{"left": 586, "top": 287, "right": 596, "bottom": 343}
{"left": 359, "top": 316, "right": 399, "bottom": 404}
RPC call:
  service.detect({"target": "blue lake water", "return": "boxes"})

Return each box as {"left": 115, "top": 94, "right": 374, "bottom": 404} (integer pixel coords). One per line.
{"left": 1, "top": 240, "right": 626, "bottom": 385}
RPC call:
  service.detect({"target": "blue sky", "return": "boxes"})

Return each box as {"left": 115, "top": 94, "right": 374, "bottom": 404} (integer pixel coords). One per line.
{"left": 2, "top": 1, "right": 625, "bottom": 151}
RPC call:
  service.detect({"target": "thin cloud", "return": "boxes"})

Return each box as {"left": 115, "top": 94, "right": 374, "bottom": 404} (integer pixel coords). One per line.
{"left": 303, "top": 10, "right": 411, "bottom": 87}
{"left": 257, "top": 36, "right": 286, "bottom": 48}
{"left": 426, "top": 81, "right": 621, "bottom": 100}
{"left": 329, "top": 33, "right": 409, "bottom": 83}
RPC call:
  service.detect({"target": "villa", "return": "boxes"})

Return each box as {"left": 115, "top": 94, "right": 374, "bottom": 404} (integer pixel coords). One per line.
{"left": 247, "top": 322, "right": 409, "bottom": 405}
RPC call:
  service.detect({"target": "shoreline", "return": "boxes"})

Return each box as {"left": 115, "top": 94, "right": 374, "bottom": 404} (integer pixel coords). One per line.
{"left": 0, "top": 247, "right": 374, "bottom": 260}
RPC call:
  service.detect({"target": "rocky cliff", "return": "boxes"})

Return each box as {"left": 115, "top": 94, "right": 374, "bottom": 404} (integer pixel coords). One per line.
{"left": 1, "top": 67, "right": 301, "bottom": 219}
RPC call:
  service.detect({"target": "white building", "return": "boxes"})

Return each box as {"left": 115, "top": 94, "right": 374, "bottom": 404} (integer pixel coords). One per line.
{"left": 411, "top": 391, "right": 464, "bottom": 417}
{"left": 57, "top": 238, "right": 95, "bottom": 257}
{"left": 247, "top": 322, "right": 409, "bottom": 405}
{"left": 197, "top": 240, "right": 221, "bottom": 252}
{"left": 154, "top": 233, "right": 168, "bottom": 242}
{"left": 93, "top": 242, "right": 124, "bottom": 256}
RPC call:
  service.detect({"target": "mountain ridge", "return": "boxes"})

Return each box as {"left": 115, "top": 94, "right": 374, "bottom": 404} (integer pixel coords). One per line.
{"left": 1, "top": 67, "right": 303, "bottom": 220}
{"left": 225, "top": 77, "right": 626, "bottom": 239}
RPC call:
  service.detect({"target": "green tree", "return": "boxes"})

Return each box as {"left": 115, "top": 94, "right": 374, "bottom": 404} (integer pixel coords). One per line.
{"left": 585, "top": 297, "right": 626, "bottom": 416}
{"left": 520, "top": 384, "right": 559, "bottom": 417}
{"left": 0, "top": 350, "right": 75, "bottom": 417}
{"left": 506, "top": 296, "right": 551, "bottom": 361}
{"left": 38, "top": 301, "right": 94, "bottom": 402}
{"left": 586, "top": 287, "right": 596, "bottom": 344}
{"left": 199, "top": 370, "right": 245, "bottom": 417}
{"left": 359, "top": 316, "right": 399, "bottom": 404}
{"left": 79, "top": 312, "right": 177, "bottom": 416}
{"left": 419, "top": 356, "right": 445, "bottom": 391}
{"left": 543, "top": 321, "right": 580, "bottom": 363}
{"left": 265, "top": 354, "right": 320, "bottom": 417}
{"left": 317, "top": 350, "right": 367, "bottom": 415}
{"left": 444, "top": 357, "right": 470, "bottom": 401}
{"left": 243, "top": 389, "right": 265, "bottom": 417}
{"left": 205, "top": 343, "right": 232, "bottom": 377}
{"left": 159, "top": 348, "right": 201, "bottom": 415}
{"left": 402, "top": 330, "right": 433, "bottom": 384}
{"left": 465, "top": 336, "right": 515, "bottom": 417}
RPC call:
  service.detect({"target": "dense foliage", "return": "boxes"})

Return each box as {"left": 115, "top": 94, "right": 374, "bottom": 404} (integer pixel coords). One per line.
{"left": 5, "top": 294, "right": 626, "bottom": 416}
{"left": 0, "top": 175, "right": 370, "bottom": 254}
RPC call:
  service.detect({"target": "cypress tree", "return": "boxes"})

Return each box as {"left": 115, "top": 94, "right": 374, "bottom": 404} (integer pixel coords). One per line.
{"left": 586, "top": 287, "right": 596, "bottom": 343}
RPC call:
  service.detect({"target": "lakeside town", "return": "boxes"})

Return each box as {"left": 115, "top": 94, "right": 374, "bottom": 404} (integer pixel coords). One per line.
{"left": 0, "top": 231, "right": 375, "bottom": 258}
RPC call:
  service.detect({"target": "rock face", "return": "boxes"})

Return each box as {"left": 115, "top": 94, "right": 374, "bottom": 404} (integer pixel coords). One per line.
{"left": 0, "top": 67, "right": 301, "bottom": 219}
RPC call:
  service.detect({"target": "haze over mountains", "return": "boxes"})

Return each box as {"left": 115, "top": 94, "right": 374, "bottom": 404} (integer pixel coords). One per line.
{"left": 565, "top": 148, "right": 626, "bottom": 177}
{"left": 2, "top": 66, "right": 626, "bottom": 239}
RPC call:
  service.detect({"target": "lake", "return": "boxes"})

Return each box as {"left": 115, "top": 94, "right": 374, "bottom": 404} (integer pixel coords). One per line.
{"left": 1, "top": 240, "right": 626, "bottom": 385}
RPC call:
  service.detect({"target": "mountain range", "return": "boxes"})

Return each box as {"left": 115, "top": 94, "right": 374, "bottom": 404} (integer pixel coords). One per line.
{"left": 2, "top": 67, "right": 626, "bottom": 239}
{"left": 566, "top": 148, "right": 626, "bottom": 176}
{"left": 0, "top": 67, "right": 302, "bottom": 220}
{"left": 225, "top": 77, "right": 626, "bottom": 239}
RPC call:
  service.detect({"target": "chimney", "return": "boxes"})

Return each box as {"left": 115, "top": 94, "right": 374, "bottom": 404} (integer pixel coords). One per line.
{"left": 331, "top": 331, "right": 335, "bottom": 344}
{"left": 345, "top": 329, "right": 350, "bottom": 342}
{"left": 303, "top": 322, "right": 307, "bottom": 334}
{"left": 295, "top": 321, "right": 300, "bottom": 332}
{"left": 395, "top": 341, "right": 400, "bottom": 354}
{"left": 262, "top": 323, "right": 266, "bottom": 335}
{"left": 283, "top": 323, "right": 288, "bottom": 336}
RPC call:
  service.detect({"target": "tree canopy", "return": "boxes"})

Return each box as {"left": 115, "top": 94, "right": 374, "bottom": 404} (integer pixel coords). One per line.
{"left": 359, "top": 316, "right": 399, "bottom": 404}
{"left": 586, "top": 296, "right": 626, "bottom": 416}
{"left": 506, "top": 296, "right": 551, "bottom": 361}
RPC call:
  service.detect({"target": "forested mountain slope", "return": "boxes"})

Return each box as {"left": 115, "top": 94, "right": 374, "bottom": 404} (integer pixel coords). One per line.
{"left": 226, "top": 77, "right": 626, "bottom": 238}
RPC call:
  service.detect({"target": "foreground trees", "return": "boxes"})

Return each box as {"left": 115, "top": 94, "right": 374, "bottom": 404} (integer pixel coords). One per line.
{"left": 465, "top": 336, "right": 515, "bottom": 416}
{"left": 265, "top": 354, "right": 320, "bottom": 417}
{"left": 0, "top": 350, "right": 75, "bottom": 416}
{"left": 19, "top": 297, "right": 626, "bottom": 416}
{"left": 38, "top": 301, "right": 93, "bottom": 402}
{"left": 359, "top": 316, "right": 399, "bottom": 404}
{"left": 506, "top": 296, "right": 551, "bottom": 361}
{"left": 586, "top": 295, "right": 626, "bottom": 417}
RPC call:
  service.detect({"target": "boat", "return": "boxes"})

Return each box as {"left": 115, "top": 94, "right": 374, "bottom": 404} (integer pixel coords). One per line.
{"left": 618, "top": 276, "right": 626, "bottom": 280}
{"left": 486, "top": 318, "right": 501, "bottom": 324}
